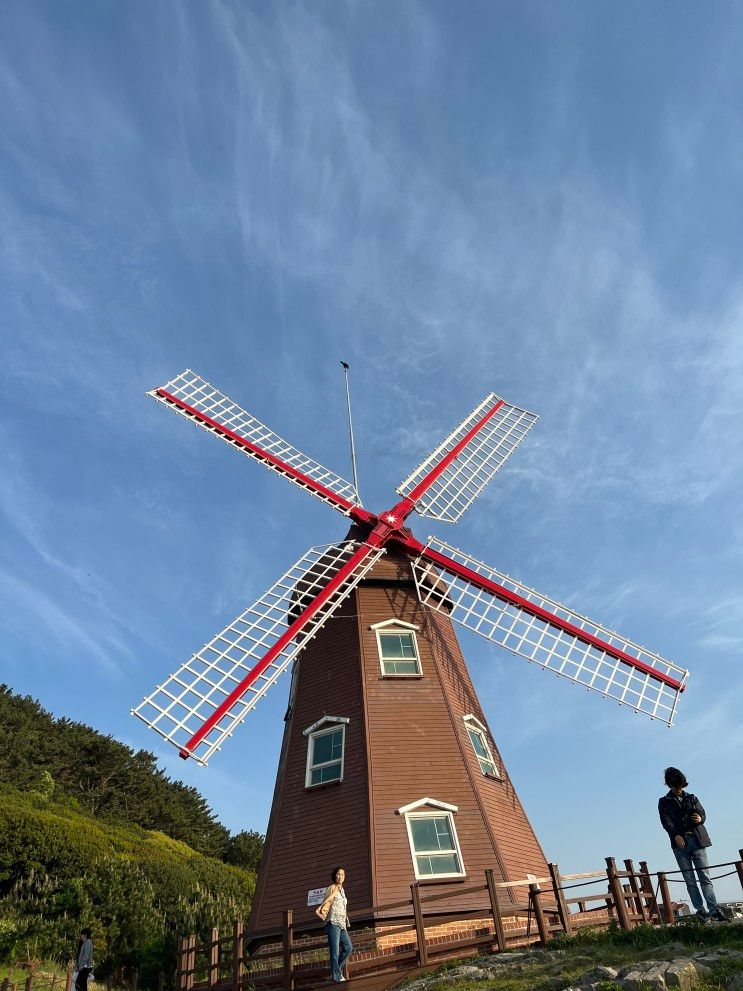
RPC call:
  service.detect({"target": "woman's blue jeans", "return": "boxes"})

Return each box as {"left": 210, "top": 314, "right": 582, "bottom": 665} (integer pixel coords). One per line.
{"left": 324, "top": 921, "right": 352, "bottom": 981}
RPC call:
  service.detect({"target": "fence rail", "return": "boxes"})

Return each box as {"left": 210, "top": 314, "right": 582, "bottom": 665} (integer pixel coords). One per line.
{"left": 177, "top": 847, "right": 743, "bottom": 991}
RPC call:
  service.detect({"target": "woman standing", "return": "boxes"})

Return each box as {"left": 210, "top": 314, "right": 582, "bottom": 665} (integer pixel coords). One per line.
{"left": 316, "top": 866, "right": 353, "bottom": 982}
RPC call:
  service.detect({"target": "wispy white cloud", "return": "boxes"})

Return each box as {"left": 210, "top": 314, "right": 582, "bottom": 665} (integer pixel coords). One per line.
{"left": 0, "top": 566, "right": 124, "bottom": 676}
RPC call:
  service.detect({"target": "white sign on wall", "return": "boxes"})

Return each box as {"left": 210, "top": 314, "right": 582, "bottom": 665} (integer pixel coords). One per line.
{"left": 307, "top": 887, "right": 327, "bottom": 907}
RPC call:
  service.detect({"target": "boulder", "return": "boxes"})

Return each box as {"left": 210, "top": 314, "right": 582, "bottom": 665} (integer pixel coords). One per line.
{"left": 619, "top": 964, "right": 667, "bottom": 991}
{"left": 726, "top": 975, "right": 743, "bottom": 991}
{"left": 664, "top": 960, "right": 700, "bottom": 991}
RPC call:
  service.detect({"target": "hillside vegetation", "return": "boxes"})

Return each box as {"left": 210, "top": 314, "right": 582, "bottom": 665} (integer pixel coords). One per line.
{"left": 0, "top": 685, "right": 263, "bottom": 869}
{"left": 0, "top": 686, "right": 262, "bottom": 985}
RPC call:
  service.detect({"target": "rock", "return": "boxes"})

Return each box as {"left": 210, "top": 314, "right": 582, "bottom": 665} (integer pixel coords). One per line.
{"left": 480, "top": 952, "right": 529, "bottom": 963}
{"left": 664, "top": 960, "right": 699, "bottom": 991}
{"left": 648, "top": 945, "right": 688, "bottom": 958}
{"left": 618, "top": 968, "right": 645, "bottom": 991}
{"left": 619, "top": 964, "right": 667, "bottom": 991}
{"left": 440, "top": 966, "right": 492, "bottom": 981}
{"left": 726, "top": 975, "right": 743, "bottom": 991}
{"left": 579, "top": 966, "right": 619, "bottom": 984}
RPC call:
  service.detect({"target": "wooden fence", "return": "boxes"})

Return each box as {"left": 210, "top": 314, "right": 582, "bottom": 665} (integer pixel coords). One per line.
{"left": 0, "top": 967, "right": 150, "bottom": 991}
{"left": 176, "top": 848, "right": 743, "bottom": 991}
{"left": 0, "top": 971, "right": 74, "bottom": 991}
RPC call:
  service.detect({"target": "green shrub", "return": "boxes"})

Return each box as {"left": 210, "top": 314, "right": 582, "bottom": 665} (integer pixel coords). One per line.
{"left": 0, "top": 786, "right": 255, "bottom": 987}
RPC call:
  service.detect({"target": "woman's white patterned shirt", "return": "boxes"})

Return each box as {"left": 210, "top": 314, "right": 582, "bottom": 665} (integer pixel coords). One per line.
{"left": 327, "top": 886, "right": 348, "bottom": 928}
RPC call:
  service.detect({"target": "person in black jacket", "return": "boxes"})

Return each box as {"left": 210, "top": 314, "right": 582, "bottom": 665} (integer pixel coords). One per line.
{"left": 658, "top": 767, "right": 723, "bottom": 921}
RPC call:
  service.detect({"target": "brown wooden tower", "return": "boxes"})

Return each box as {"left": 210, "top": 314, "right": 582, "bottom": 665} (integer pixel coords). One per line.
{"left": 249, "top": 547, "right": 550, "bottom": 932}
{"left": 135, "top": 370, "right": 688, "bottom": 940}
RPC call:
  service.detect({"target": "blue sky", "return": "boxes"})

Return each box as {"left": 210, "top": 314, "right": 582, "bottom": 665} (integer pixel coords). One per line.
{"left": 2, "top": 1, "right": 742, "bottom": 900}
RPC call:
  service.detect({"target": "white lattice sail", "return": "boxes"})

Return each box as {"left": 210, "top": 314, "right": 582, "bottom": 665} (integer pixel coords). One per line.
{"left": 412, "top": 537, "right": 688, "bottom": 725}
{"left": 132, "top": 541, "right": 384, "bottom": 764}
{"left": 149, "top": 370, "right": 360, "bottom": 511}
{"left": 397, "top": 394, "right": 538, "bottom": 523}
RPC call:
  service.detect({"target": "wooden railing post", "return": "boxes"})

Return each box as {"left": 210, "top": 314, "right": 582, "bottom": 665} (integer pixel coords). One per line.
{"left": 624, "top": 860, "right": 648, "bottom": 922}
{"left": 529, "top": 884, "right": 549, "bottom": 947}
{"left": 231, "top": 921, "right": 244, "bottom": 991}
{"left": 2, "top": 977, "right": 11, "bottom": 991}
{"left": 66, "top": 966, "right": 74, "bottom": 991}
{"left": 282, "top": 910, "right": 294, "bottom": 991}
{"left": 657, "top": 872, "right": 674, "bottom": 925}
{"left": 130, "top": 969, "right": 139, "bottom": 991}
{"left": 24, "top": 976, "right": 32, "bottom": 991}
{"left": 157, "top": 973, "right": 165, "bottom": 991}
{"left": 548, "top": 862, "right": 572, "bottom": 936}
{"left": 484, "top": 869, "right": 507, "bottom": 953}
{"left": 208, "top": 928, "right": 220, "bottom": 991}
{"left": 187, "top": 935, "right": 196, "bottom": 991}
{"left": 606, "top": 857, "right": 632, "bottom": 930}
{"left": 176, "top": 938, "right": 187, "bottom": 991}
{"left": 737, "top": 850, "right": 743, "bottom": 898}
{"left": 639, "top": 861, "right": 661, "bottom": 923}
{"left": 410, "top": 883, "right": 428, "bottom": 966}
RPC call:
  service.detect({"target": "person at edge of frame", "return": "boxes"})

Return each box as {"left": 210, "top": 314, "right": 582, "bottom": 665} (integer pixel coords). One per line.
{"left": 316, "top": 866, "right": 353, "bottom": 982}
{"left": 74, "top": 927, "right": 94, "bottom": 991}
{"left": 658, "top": 767, "right": 727, "bottom": 923}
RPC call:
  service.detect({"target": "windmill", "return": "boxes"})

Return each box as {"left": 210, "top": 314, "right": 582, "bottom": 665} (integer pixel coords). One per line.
{"left": 133, "top": 369, "right": 688, "bottom": 933}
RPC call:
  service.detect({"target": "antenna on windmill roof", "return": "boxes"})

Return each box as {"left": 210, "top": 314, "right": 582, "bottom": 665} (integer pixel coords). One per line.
{"left": 340, "top": 360, "right": 361, "bottom": 504}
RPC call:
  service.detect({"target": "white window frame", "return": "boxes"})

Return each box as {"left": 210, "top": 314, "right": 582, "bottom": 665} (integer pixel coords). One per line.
{"left": 463, "top": 714, "right": 500, "bottom": 777}
{"left": 304, "top": 716, "right": 349, "bottom": 788}
{"left": 397, "top": 798, "right": 466, "bottom": 880}
{"left": 370, "top": 619, "right": 422, "bottom": 677}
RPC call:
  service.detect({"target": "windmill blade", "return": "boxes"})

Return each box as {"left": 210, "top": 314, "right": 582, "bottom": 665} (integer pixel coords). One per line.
{"left": 396, "top": 394, "right": 538, "bottom": 523}
{"left": 411, "top": 537, "right": 688, "bottom": 725}
{"left": 132, "top": 541, "right": 384, "bottom": 764}
{"left": 149, "top": 370, "right": 361, "bottom": 514}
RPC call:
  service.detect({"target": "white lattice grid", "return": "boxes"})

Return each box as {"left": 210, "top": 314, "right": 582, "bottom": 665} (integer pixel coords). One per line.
{"left": 149, "top": 370, "right": 360, "bottom": 511}
{"left": 132, "top": 541, "right": 384, "bottom": 764}
{"left": 396, "top": 394, "right": 538, "bottom": 523}
{"left": 412, "top": 538, "right": 688, "bottom": 725}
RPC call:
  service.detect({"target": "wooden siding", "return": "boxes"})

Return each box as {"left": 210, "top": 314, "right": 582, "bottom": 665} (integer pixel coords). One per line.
{"left": 249, "top": 549, "right": 549, "bottom": 933}
{"left": 249, "top": 595, "right": 372, "bottom": 932}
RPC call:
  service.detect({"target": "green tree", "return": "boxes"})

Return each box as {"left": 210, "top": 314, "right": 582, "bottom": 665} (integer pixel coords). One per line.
{"left": 223, "top": 831, "right": 264, "bottom": 873}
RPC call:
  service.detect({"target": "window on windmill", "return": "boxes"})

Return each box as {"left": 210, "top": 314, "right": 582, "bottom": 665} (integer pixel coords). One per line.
{"left": 466, "top": 724, "right": 499, "bottom": 777}
{"left": 306, "top": 725, "right": 345, "bottom": 787}
{"left": 407, "top": 813, "right": 464, "bottom": 878}
{"left": 377, "top": 631, "right": 421, "bottom": 676}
